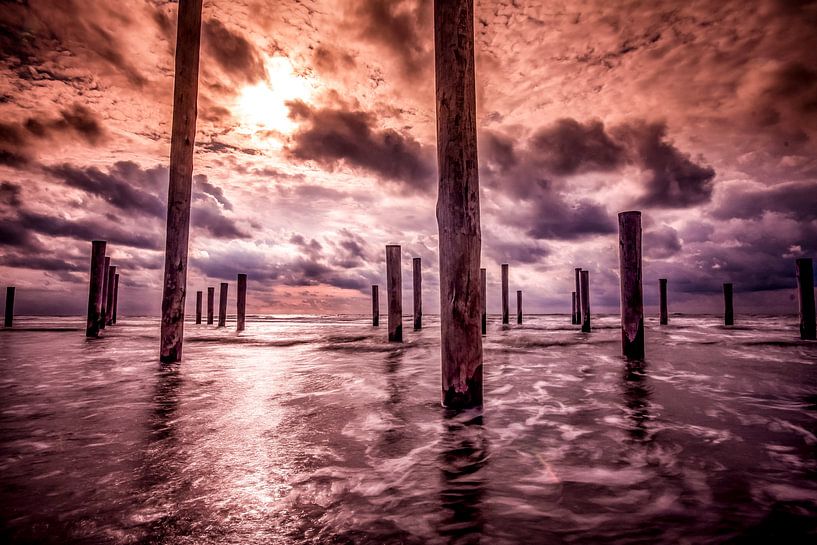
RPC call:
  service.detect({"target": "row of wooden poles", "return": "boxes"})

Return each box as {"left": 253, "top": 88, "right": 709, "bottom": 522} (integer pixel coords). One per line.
{"left": 84, "top": 240, "right": 121, "bottom": 336}
{"left": 191, "top": 275, "right": 247, "bottom": 331}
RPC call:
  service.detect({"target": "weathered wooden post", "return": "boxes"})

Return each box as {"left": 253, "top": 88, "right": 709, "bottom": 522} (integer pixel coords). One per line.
{"left": 105, "top": 265, "right": 117, "bottom": 326}
{"left": 571, "top": 292, "right": 577, "bottom": 324}
{"left": 159, "top": 0, "right": 204, "bottom": 363}
{"left": 575, "top": 268, "right": 582, "bottom": 325}
{"left": 436, "top": 0, "right": 482, "bottom": 408}
{"left": 218, "top": 282, "right": 228, "bottom": 327}
{"left": 580, "top": 270, "right": 591, "bottom": 333}
{"left": 4, "top": 286, "right": 15, "bottom": 328}
{"left": 413, "top": 257, "right": 422, "bottom": 330}
{"left": 501, "top": 263, "right": 509, "bottom": 324}
{"left": 372, "top": 285, "right": 379, "bottom": 326}
{"left": 100, "top": 256, "right": 110, "bottom": 330}
{"left": 795, "top": 258, "right": 815, "bottom": 340}
{"left": 480, "top": 268, "right": 487, "bottom": 336}
{"left": 207, "top": 286, "right": 214, "bottom": 325}
{"left": 516, "top": 290, "right": 522, "bottom": 324}
{"left": 618, "top": 211, "right": 644, "bottom": 360}
{"left": 112, "top": 274, "right": 120, "bottom": 324}
{"left": 195, "top": 291, "right": 202, "bottom": 324}
{"left": 659, "top": 278, "right": 668, "bottom": 325}
{"left": 386, "top": 245, "right": 402, "bottom": 342}
{"left": 237, "top": 273, "right": 247, "bottom": 332}
{"left": 86, "top": 240, "right": 107, "bottom": 337}
{"left": 723, "top": 283, "right": 734, "bottom": 326}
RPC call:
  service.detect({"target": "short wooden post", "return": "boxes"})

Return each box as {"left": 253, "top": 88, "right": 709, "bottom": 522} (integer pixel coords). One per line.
{"left": 618, "top": 211, "right": 644, "bottom": 360}
{"left": 574, "top": 268, "right": 582, "bottom": 325}
{"left": 105, "top": 265, "right": 117, "bottom": 326}
{"left": 86, "top": 240, "right": 107, "bottom": 337}
{"left": 207, "top": 287, "right": 214, "bottom": 325}
{"left": 237, "top": 274, "right": 247, "bottom": 332}
{"left": 195, "top": 291, "right": 202, "bottom": 324}
{"left": 159, "top": 0, "right": 204, "bottom": 363}
{"left": 372, "top": 285, "right": 379, "bottom": 326}
{"left": 516, "top": 290, "right": 522, "bottom": 324}
{"left": 4, "top": 286, "right": 15, "bottom": 328}
{"left": 580, "top": 270, "right": 591, "bottom": 333}
{"left": 480, "top": 268, "right": 486, "bottom": 336}
{"left": 659, "top": 278, "right": 668, "bottom": 325}
{"left": 501, "top": 263, "right": 509, "bottom": 324}
{"left": 218, "top": 282, "right": 228, "bottom": 327}
{"left": 112, "top": 274, "right": 120, "bottom": 324}
{"left": 100, "top": 256, "right": 110, "bottom": 330}
{"left": 571, "top": 291, "right": 577, "bottom": 324}
{"left": 795, "top": 258, "right": 815, "bottom": 340}
{"left": 386, "top": 244, "right": 402, "bottom": 342}
{"left": 413, "top": 257, "right": 422, "bottom": 330}
{"left": 723, "top": 283, "right": 734, "bottom": 326}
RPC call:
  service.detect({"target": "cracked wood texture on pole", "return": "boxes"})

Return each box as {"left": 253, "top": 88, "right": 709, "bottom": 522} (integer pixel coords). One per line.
{"left": 159, "top": 0, "right": 203, "bottom": 363}
{"left": 501, "top": 263, "right": 509, "bottom": 324}
{"left": 659, "top": 278, "right": 668, "bottom": 325}
{"left": 372, "top": 285, "right": 379, "bottom": 326}
{"left": 86, "top": 240, "right": 107, "bottom": 337}
{"left": 574, "top": 268, "right": 582, "bottom": 325}
{"left": 723, "top": 283, "right": 734, "bottom": 326}
{"left": 435, "top": 0, "right": 482, "bottom": 408}
{"left": 4, "top": 286, "right": 15, "bottom": 328}
{"left": 618, "top": 211, "right": 645, "bottom": 360}
{"left": 795, "top": 258, "right": 815, "bottom": 340}
{"left": 237, "top": 274, "right": 247, "bottom": 332}
{"left": 386, "top": 245, "right": 402, "bottom": 342}
{"left": 218, "top": 283, "right": 228, "bottom": 327}
{"left": 413, "top": 257, "right": 422, "bottom": 330}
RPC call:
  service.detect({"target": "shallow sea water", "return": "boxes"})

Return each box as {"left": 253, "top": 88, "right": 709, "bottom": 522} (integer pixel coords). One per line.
{"left": 1, "top": 314, "right": 816, "bottom": 544}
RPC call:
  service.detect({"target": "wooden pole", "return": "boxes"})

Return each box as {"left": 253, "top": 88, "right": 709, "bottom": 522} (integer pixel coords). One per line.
{"left": 218, "top": 282, "right": 228, "bottom": 327}
{"left": 86, "top": 240, "right": 107, "bottom": 337}
{"left": 574, "top": 268, "right": 582, "bottom": 325}
{"left": 480, "top": 268, "right": 486, "bottom": 336}
{"left": 795, "top": 258, "right": 815, "bottom": 340}
{"left": 516, "top": 290, "right": 522, "bottom": 324}
{"left": 100, "top": 256, "right": 110, "bottom": 330}
{"left": 4, "top": 286, "right": 15, "bottom": 328}
{"left": 112, "top": 274, "right": 120, "bottom": 324}
{"left": 195, "top": 291, "right": 202, "bottom": 324}
{"left": 571, "top": 291, "right": 577, "bottom": 324}
{"left": 501, "top": 263, "right": 509, "bottom": 324}
{"left": 413, "top": 257, "right": 422, "bottom": 330}
{"left": 159, "top": 0, "right": 204, "bottom": 363}
{"left": 386, "top": 245, "right": 402, "bottom": 342}
{"left": 580, "top": 270, "right": 591, "bottom": 333}
{"left": 618, "top": 211, "right": 644, "bottom": 360}
{"left": 372, "top": 285, "right": 379, "bottom": 326}
{"left": 237, "top": 273, "right": 247, "bottom": 332}
{"left": 105, "top": 265, "right": 117, "bottom": 326}
{"left": 435, "top": 0, "right": 482, "bottom": 408}
{"left": 723, "top": 283, "right": 734, "bottom": 326}
{"left": 659, "top": 278, "right": 668, "bottom": 325}
{"left": 207, "top": 287, "right": 214, "bottom": 325}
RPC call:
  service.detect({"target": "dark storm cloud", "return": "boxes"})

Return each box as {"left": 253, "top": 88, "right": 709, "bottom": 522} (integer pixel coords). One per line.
{"left": 330, "top": 228, "right": 370, "bottom": 269}
{"left": 525, "top": 198, "right": 616, "bottom": 240}
{"left": 311, "top": 44, "right": 357, "bottom": 75}
{"left": 194, "top": 174, "right": 233, "bottom": 210}
{"left": 530, "top": 119, "right": 625, "bottom": 176}
{"left": 0, "top": 181, "right": 22, "bottom": 207}
{"left": 0, "top": 252, "right": 82, "bottom": 273}
{"left": 202, "top": 18, "right": 266, "bottom": 84}
{"left": 290, "top": 234, "right": 323, "bottom": 260}
{"left": 644, "top": 225, "right": 682, "bottom": 259}
{"left": 485, "top": 238, "right": 550, "bottom": 264}
{"left": 16, "top": 210, "right": 160, "bottom": 250}
{"left": 286, "top": 100, "right": 434, "bottom": 192}
{"left": 712, "top": 181, "right": 817, "bottom": 221}
{"left": 191, "top": 206, "right": 249, "bottom": 239}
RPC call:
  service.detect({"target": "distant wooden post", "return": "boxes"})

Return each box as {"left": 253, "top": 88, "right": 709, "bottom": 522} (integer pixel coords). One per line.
{"left": 4, "top": 286, "right": 15, "bottom": 328}
{"left": 574, "top": 268, "right": 582, "bottom": 325}
{"left": 86, "top": 240, "right": 107, "bottom": 337}
{"left": 386, "top": 245, "right": 402, "bottom": 342}
{"left": 112, "top": 274, "right": 120, "bottom": 324}
{"left": 618, "top": 211, "right": 644, "bottom": 360}
{"left": 159, "top": 0, "right": 204, "bottom": 363}
{"left": 480, "top": 268, "right": 487, "bottom": 336}
{"left": 105, "top": 265, "right": 117, "bottom": 326}
{"left": 207, "top": 287, "right": 214, "bottom": 325}
{"left": 571, "top": 291, "right": 577, "bottom": 324}
{"left": 659, "top": 278, "right": 668, "bottom": 325}
{"left": 195, "top": 291, "right": 202, "bottom": 324}
{"left": 795, "top": 258, "right": 815, "bottom": 340}
{"left": 580, "top": 270, "right": 591, "bottom": 333}
{"left": 723, "top": 283, "right": 734, "bottom": 326}
{"left": 516, "top": 290, "right": 522, "bottom": 324}
{"left": 100, "top": 256, "right": 110, "bottom": 330}
{"left": 372, "top": 285, "right": 379, "bottom": 326}
{"left": 501, "top": 263, "right": 509, "bottom": 324}
{"left": 413, "top": 257, "right": 422, "bottom": 330}
{"left": 237, "top": 274, "right": 247, "bottom": 332}
{"left": 218, "top": 282, "right": 228, "bottom": 327}
{"left": 436, "top": 0, "right": 482, "bottom": 408}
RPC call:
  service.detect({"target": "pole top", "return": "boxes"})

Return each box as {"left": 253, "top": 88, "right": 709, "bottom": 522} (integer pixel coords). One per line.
{"left": 618, "top": 210, "right": 642, "bottom": 217}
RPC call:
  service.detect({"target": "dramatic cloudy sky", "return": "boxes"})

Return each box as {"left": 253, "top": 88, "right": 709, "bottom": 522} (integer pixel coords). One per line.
{"left": 1, "top": 0, "right": 816, "bottom": 316}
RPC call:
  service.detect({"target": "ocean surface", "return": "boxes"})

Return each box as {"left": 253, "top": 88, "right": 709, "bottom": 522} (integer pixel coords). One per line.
{"left": 1, "top": 314, "right": 816, "bottom": 544}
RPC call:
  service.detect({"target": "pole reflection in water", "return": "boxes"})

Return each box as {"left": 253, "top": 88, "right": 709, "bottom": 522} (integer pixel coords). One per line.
{"left": 622, "top": 361, "right": 652, "bottom": 443}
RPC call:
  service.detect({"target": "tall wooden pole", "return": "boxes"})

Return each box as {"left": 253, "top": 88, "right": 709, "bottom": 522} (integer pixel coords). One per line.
{"left": 105, "top": 265, "right": 117, "bottom": 326}
{"left": 723, "top": 283, "right": 734, "bottom": 326}
{"left": 659, "top": 278, "right": 668, "bottom": 325}
{"left": 112, "top": 274, "right": 120, "bottom": 324}
{"left": 218, "top": 282, "right": 228, "bottom": 327}
{"left": 4, "top": 286, "right": 15, "bottom": 328}
{"left": 386, "top": 245, "right": 402, "bottom": 342}
{"left": 574, "top": 268, "right": 582, "bottom": 325}
{"left": 195, "top": 291, "right": 202, "bottom": 324}
{"left": 795, "top": 258, "right": 815, "bottom": 340}
{"left": 159, "top": 0, "right": 204, "bottom": 363}
{"left": 413, "top": 257, "right": 422, "bottom": 330}
{"left": 435, "top": 0, "right": 482, "bottom": 408}
{"left": 237, "top": 273, "right": 247, "bottom": 332}
{"left": 372, "top": 285, "right": 379, "bottom": 326}
{"left": 580, "top": 270, "right": 591, "bottom": 333}
{"left": 100, "top": 256, "right": 110, "bottom": 330}
{"left": 480, "top": 267, "right": 486, "bottom": 336}
{"left": 571, "top": 291, "right": 577, "bottom": 324}
{"left": 86, "top": 240, "right": 107, "bottom": 338}
{"left": 207, "top": 287, "right": 214, "bottom": 325}
{"left": 501, "top": 263, "right": 509, "bottom": 324}
{"left": 516, "top": 290, "right": 522, "bottom": 324}
{"left": 618, "top": 212, "right": 644, "bottom": 360}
